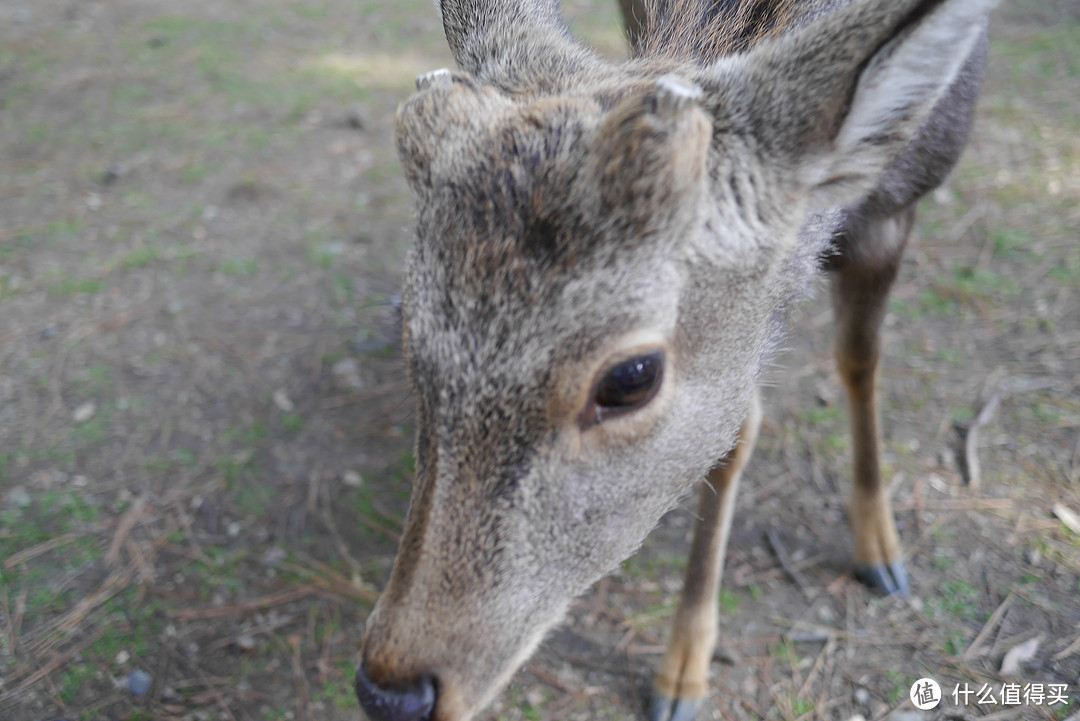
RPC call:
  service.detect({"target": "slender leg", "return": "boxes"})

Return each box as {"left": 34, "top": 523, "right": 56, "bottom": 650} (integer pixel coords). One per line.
{"left": 830, "top": 207, "right": 915, "bottom": 597}
{"left": 651, "top": 391, "right": 761, "bottom": 721}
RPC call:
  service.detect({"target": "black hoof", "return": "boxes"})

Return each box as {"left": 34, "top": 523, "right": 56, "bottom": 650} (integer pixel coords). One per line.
{"left": 855, "top": 560, "right": 910, "bottom": 597}
{"left": 650, "top": 691, "right": 705, "bottom": 721}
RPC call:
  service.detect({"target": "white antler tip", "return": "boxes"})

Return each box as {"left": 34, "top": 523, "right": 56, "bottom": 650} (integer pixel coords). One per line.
{"left": 655, "top": 75, "right": 703, "bottom": 111}
{"left": 416, "top": 68, "right": 453, "bottom": 91}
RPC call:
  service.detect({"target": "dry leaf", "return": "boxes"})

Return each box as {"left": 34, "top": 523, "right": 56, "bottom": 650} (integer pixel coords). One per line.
{"left": 1000, "top": 636, "right": 1040, "bottom": 675}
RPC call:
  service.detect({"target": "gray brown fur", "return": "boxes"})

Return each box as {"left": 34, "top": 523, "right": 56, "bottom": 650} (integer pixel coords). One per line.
{"left": 357, "top": 1, "right": 994, "bottom": 720}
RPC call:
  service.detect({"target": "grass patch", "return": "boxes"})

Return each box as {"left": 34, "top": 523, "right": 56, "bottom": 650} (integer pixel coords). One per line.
{"left": 280, "top": 412, "right": 305, "bottom": 435}
{"left": 932, "top": 579, "right": 981, "bottom": 621}
{"left": 49, "top": 274, "right": 104, "bottom": 297}
{"left": 717, "top": 589, "right": 740, "bottom": 614}
{"left": 119, "top": 245, "right": 163, "bottom": 270}
{"left": 218, "top": 258, "right": 259, "bottom": 276}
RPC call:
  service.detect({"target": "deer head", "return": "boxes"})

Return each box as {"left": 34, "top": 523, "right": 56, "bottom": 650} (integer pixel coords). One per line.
{"left": 355, "top": 1, "right": 993, "bottom": 719}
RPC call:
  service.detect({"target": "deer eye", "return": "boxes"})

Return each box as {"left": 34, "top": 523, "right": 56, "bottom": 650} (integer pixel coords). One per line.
{"left": 583, "top": 351, "right": 664, "bottom": 428}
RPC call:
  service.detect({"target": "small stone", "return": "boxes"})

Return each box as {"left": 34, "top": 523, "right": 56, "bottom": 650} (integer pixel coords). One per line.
{"left": 345, "top": 104, "right": 370, "bottom": 130}
{"left": 127, "top": 669, "right": 152, "bottom": 696}
{"left": 227, "top": 521, "right": 242, "bottom": 538}
{"left": 332, "top": 357, "right": 359, "bottom": 376}
{"left": 932, "top": 187, "right": 955, "bottom": 205}
{"left": 114, "top": 650, "right": 130, "bottom": 665}
{"left": 72, "top": 475, "right": 89, "bottom": 487}
{"left": 7, "top": 486, "right": 31, "bottom": 508}
{"left": 342, "top": 470, "right": 364, "bottom": 488}
{"left": 272, "top": 389, "right": 294, "bottom": 412}
{"left": 100, "top": 162, "right": 124, "bottom": 184}
{"left": 263, "top": 547, "right": 287, "bottom": 566}
{"left": 72, "top": 402, "right": 96, "bottom": 423}
{"left": 332, "top": 357, "right": 364, "bottom": 390}
{"left": 854, "top": 687, "right": 870, "bottom": 705}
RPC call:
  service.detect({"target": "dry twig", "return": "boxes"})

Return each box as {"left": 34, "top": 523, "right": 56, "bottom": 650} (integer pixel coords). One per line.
{"left": 963, "top": 377, "right": 1056, "bottom": 488}
{"left": 766, "top": 529, "right": 812, "bottom": 596}
{"left": 964, "top": 592, "right": 1013, "bottom": 659}
{"left": 169, "top": 586, "right": 322, "bottom": 620}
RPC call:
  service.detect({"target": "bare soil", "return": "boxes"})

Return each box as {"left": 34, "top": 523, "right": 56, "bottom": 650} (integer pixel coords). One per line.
{"left": 1, "top": 1, "right": 1077, "bottom": 721}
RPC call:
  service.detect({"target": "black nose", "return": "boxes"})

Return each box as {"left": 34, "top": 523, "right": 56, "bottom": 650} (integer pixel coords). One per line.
{"left": 355, "top": 663, "right": 436, "bottom": 721}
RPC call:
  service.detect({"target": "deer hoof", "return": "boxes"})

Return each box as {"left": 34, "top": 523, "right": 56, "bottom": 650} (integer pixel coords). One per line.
{"left": 855, "top": 560, "right": 910, "bottom": 597}
{"left": 650, "top": 691, "right": 704, "bottom": 721}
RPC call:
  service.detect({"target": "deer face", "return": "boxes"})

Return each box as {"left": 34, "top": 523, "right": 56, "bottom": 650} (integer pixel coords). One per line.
{"left": 357, "top": 0, "right": 993, "bottom": 711}
{"left": 356, "top": 73, "right": 785, "bottom": 721}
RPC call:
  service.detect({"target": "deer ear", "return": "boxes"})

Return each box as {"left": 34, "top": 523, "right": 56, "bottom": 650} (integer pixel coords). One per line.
{"left": 722, "top": 0, "right": 994, "bottom": 210}
{"left": 592, "top": 76, "right": 712, "bottom": 240}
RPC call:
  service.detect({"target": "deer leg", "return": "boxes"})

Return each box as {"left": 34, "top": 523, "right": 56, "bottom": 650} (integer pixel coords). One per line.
{"left": 830, "top": 207, "right": 915, "bottom": 597}
{"left": 651, "top": 391, "right": 761, "bottom": 721}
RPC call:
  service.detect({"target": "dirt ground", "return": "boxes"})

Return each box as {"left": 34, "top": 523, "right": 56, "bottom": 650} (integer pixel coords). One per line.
{"left": 0, "top": 1, "right": 1077, "bottom": 720}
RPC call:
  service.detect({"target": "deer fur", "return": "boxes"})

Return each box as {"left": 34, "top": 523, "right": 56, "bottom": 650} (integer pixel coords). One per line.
{"left": 356, "top": 1, "right": 994, "bottom": 720}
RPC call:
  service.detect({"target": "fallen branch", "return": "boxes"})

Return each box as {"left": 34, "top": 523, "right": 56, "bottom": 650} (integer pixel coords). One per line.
{"left": 3, "top": 532, "right": 83, "bottom": 569}
{"left": 106, "top": 496, "right": 150, "bottom": 567}
{"left": 0, "top": 625, "right": 108, "bottom": 704}
{"left": 963, "top": 378, "right": 1056, "bottom": 489}
{"left": 168, "top": 585, "right": 321, "bottom": 620}
{"left": 963, "top": 592, "right": 1013, "bottom": 659}
{"left": 766, "top": 529, "right": 812, "bottom": 596}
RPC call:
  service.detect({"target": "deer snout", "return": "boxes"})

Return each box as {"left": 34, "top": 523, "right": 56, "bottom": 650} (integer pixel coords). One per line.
{"left": 355, "top": 662, "right": 437, "bottom": 721}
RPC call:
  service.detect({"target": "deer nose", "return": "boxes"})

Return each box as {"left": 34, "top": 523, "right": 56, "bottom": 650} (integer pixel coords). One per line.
{"left": 355, "top": 663, "right": 436, "bottom": 721}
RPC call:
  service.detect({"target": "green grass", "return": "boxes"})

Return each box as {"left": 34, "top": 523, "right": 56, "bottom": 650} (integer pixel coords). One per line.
{"left": 218, "top": 452, "right": 256, "bottom": 489}
{"left": 280, "top": 412, "right": 305, "bottom": 435}
{"left": 932, "top": 579, "right": 981, "bottom": 621}
{"left": 218, "top": 258, "right": 260, "bottom": 276}
{"left": 989, "top": 228, "right": 1032, "bottom": 260}
{"left": 800, "top": 405, "right": 842, "bottom": 426}
{"left": 995, "top": 25, "right": 1080, "bottom": 83}
{"left": 119, "top": 245, "right": 163, "bottom": 270}
{"left": 73, "top": 408, "right": 111, "bottom": 446}
{"left": 885, "top": 671, "right": 908, "bottom": 703}
{"left": 717, "top": 589, "right": 740, "bottom": 614}
{"left": 943, "top": 629, "right": 967, "bottom": 655}
{"left": 49, "top": 274, "right": 104, "bottom": 297}
{"left": 308, "top": 239, "right": 343, "bottom": 270}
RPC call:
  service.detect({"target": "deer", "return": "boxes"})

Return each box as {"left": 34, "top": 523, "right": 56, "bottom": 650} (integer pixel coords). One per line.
{"left": 354, "top": 0, "right": 994, "bottom": 719}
